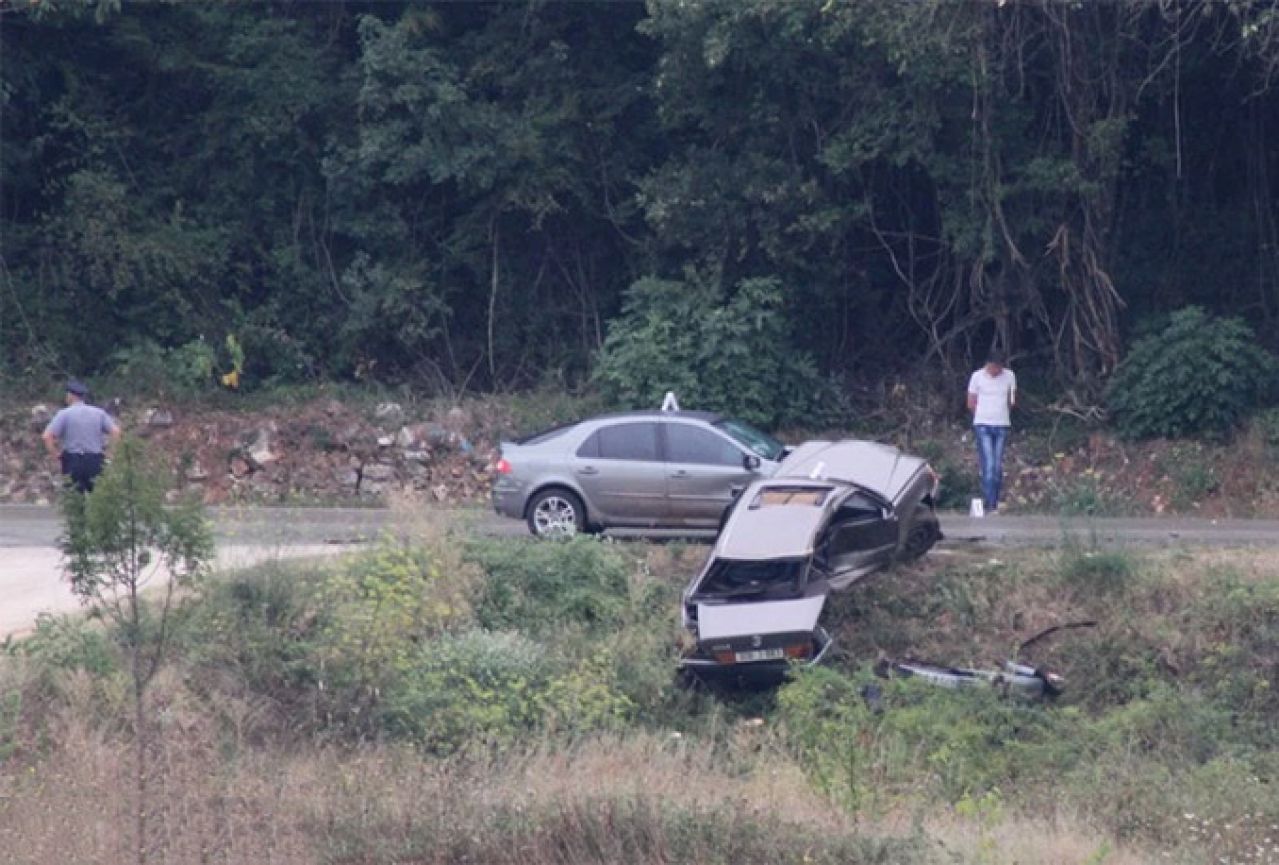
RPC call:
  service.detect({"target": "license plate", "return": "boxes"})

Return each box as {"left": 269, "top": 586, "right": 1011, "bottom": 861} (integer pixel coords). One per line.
{"left": 734, "top": 648, "right": 785, "bottom": 663}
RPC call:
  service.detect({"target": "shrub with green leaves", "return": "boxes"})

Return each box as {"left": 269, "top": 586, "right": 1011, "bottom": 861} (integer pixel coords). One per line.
{"left": 379, "top": 630, "right": 636, "bottom": 752}
{"left": 6, "top": 614, "right": 119, "bottom": 677}
{"left": 1106, "top": 307, "right": 1276, "bottom": 439}
{"left": 593, "top": 275, "right": 838, "bottom": 429}
{"left": 466, "top": 536, "right": 631, "bottom": 632}
{"left": 379, "top": 629, "right": 553, "bottom": 751}
{"left": 778, "top": 667, "right": 1074, "bottom": 807}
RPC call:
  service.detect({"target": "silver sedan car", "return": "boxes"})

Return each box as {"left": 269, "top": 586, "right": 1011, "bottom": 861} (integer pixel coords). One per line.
{"left": 491, "top": 411, "right": 786, "bottom": 537}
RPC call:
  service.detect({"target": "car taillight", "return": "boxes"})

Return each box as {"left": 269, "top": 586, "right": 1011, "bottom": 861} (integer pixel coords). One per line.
{"left": 784, "top": 643, "right": 812, "bottom": 660}
{"left": 713, "top": 650, "right": 736, "bottom": 665}
{"left": 495, "top": 458, "right": 512, "bottom": 475}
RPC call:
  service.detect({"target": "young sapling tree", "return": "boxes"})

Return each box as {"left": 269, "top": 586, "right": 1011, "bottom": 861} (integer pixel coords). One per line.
{"left": 60, "top": 436, "right": 213, "bottom": 865}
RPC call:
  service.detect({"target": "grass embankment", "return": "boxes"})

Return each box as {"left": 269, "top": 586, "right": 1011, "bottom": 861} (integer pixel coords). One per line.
{"left": 2, "top": 517, "right": 1277, "bottom": 864}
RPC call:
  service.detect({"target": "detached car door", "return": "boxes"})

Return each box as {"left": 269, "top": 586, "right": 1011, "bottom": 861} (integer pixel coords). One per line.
{"left": 663, "top": 421, "right": 758, "bottom": 527}
{"left": 573, "top": 421, "right": 667, "bottom": 525}
{"left": 821, "top": 490, "right": 899, "bottom": 590}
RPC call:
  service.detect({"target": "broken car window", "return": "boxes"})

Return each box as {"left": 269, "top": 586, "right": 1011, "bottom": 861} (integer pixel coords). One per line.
{"left": 693, "top": 558, "right": 807, "bottom": 601}
{"left": 751, "top": 486, "right": 831, "bottom": 508}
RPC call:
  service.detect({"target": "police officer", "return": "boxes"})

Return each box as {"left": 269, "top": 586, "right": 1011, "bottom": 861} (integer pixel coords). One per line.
{"left": 41, "top": 379, "right": 122, "bottom": 493}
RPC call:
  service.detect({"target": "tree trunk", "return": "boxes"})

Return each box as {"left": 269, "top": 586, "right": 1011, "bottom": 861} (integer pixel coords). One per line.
{"left": 133, "top": 646, "right": 148, "bottom": 865}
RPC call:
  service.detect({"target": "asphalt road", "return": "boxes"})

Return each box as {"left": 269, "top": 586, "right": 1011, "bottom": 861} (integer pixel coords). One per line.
{"left": 6, "top": 503, "right": 1279, "bottom": 637}
{"left": 9, "top": 503, "right": 1279, "bottom": 548}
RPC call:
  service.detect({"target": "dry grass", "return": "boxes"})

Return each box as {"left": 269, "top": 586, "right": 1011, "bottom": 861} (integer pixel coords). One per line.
{"left": 0, "top": 688, "right": 1173, "bottom": 865}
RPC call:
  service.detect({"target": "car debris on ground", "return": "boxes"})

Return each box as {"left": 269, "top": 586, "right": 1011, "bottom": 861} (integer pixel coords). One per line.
{"left": 868, "top": 621, "right": 1098, "bottom": 702}
{"left": 874, "top": 658, "right": 1065, "bottom": 700}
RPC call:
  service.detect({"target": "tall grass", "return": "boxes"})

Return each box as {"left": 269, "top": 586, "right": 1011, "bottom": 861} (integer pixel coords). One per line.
{"left": 4, "top": 531, "right": 1278, "bottom": 864}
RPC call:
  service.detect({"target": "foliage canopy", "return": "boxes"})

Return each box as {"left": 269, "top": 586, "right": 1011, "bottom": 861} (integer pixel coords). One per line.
{"left": 3, "top": 1, "right": 1279, "bottom": 423}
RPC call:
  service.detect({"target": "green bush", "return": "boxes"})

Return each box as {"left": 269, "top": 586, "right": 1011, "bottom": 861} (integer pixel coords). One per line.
{"left": 6, "top": 613, "right": 118, "bottom": 677}
{"left": 183, "top": 562, "right": 325, "bottom": 708}
{"left": 593, "top": 275, "right": 839, "bottom": 429}
{"left": 379, "top": 630, "right": 636, "bottom": 752}
{"left": 778, "top": 667, "right": 1074, "bottom": 807}
{"left": 1106, "top": 307, "right": 1276, "bottom": 439}
{"left": 466, "top": 536, "right": 631, "bottom": 632}
{"left": 107, "top": 338, "right": 218, "bottom": 395}
{"left": 1161, "top": 442, "right": 1220, "bottom": 509}
{"left": 379, "top": 629, "right": 554, "bottom": 751}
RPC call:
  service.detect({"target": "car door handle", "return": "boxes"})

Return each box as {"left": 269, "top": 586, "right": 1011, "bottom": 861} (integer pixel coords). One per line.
{"left": 670, "top": 469, "right": 689, "bottom": 478}
{"left": 577, "top": 466, "right": 599, "bottom": 476}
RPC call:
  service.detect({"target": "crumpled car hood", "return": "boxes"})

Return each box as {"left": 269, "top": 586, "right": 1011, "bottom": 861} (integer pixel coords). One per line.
{"left": 696, "top": 594, "right": 827, "bottom": 641}
{"left": 779, "top": 440, "right": 928, "bottom": 504}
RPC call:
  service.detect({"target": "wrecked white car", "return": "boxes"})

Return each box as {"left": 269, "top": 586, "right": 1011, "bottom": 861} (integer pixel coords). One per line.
{"left": 680, "top": 440, "right": 942, "bottom": 683}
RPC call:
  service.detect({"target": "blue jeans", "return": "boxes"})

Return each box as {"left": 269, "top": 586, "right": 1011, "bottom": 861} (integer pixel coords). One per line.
{"left": 974, "top": 425, "right": 1009, "bottom": 511}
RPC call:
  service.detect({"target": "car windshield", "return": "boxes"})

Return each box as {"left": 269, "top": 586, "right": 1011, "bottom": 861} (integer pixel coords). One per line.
{"left": 693, "top": 558, "right": 807, "bottom": 602}
{"left": 714, "top": 418, "right": 785, "bottom": 461}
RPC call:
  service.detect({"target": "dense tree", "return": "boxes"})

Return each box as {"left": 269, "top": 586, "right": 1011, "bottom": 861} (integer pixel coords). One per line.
{"left": 2, "top": 0, "right": 1277, "bottom": 412}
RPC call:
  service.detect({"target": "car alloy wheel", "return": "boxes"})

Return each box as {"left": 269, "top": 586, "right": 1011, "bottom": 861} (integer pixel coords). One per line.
{"left": 531, "top": 493, "right": 581, "bottom": 538}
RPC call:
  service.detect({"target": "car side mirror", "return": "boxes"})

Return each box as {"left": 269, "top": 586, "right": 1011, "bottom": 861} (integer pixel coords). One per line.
{"left": 743, "top": 453, "right": 762, "bottom": 471}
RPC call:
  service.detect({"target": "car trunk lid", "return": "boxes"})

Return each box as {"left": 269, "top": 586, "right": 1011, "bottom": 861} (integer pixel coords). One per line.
{"left": 695, "top": 595, "right": 826, "bottom": 661}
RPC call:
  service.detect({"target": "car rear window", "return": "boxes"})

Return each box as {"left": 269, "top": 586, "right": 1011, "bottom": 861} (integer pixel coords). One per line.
{"left": 516, "top": 422, "right": 578, "bottom": 446}
{"left": 750, "top": 486, "right": 832, "bottom": 508}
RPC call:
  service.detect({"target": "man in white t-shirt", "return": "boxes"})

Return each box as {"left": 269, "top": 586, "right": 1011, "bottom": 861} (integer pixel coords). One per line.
{"left": 966, "top": 351, "right": 1016, "bottom": 515}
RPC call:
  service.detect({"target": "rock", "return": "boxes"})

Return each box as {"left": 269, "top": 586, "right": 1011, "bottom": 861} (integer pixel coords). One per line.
{"left": 431, "top": 484, "right": 449, "bottom": 502}
{"left": 185, "top": 462, "right": 209, "bottom": 482}
{"left": 229, "top": 457, "right": 252, "bottom": 479}
{"left": 362, "top": 462, "right": 395, "bottom": 482}
{"left": 29, "top": 404, "right": 52, "bottom": 430}
{"left": 145, "top": 407, "right": 175, "bottom": 428}
{"left": 395, "top": 426, "right": 416, "bottom": 449}
{"left": 403, "top": 449, "right": 431, "bottom": 464}
{"left": 337, "top": 469, "right": 360, "bottom": 488}
{"left": 324, "top": 399, "right": 345, "bottom": 416}
{"left": 246, "top": 429, "right": 278, "bottom": 468}
{"left": 334, "top": 423, "right": 362, "bottom": 447}
{"left": 375, "top": 402, "right": 404, "bottom": 422}
{"left": 376, "top": 435, "right": 394, "bottom": 448}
